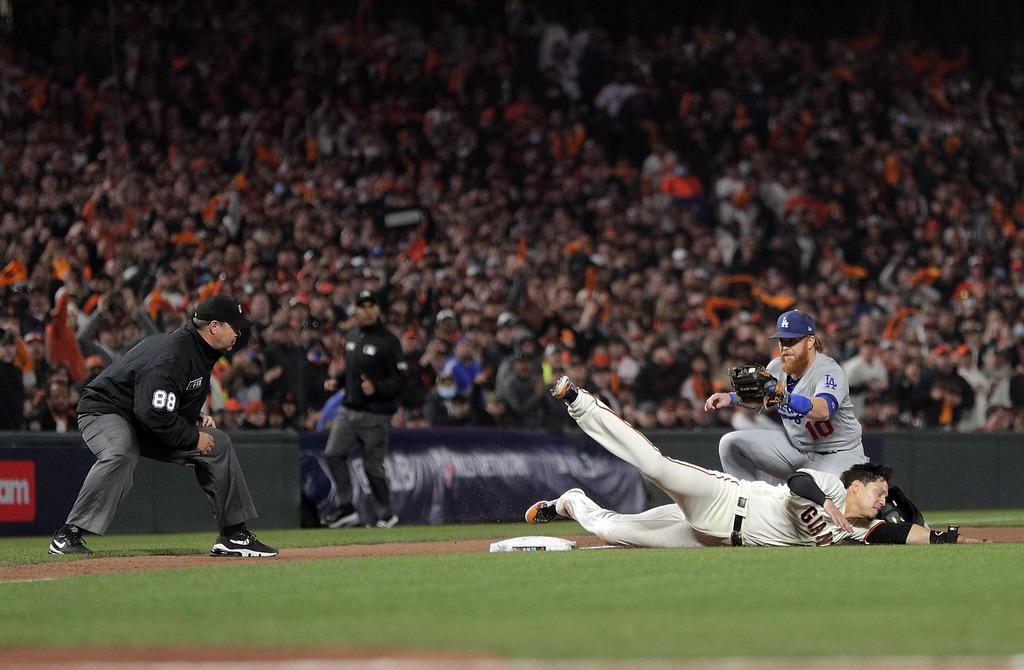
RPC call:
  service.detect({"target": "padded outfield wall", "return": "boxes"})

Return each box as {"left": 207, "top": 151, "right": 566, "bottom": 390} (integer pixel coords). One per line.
{"left": 641, "top": 429, "right": 1024, "bottom": 510}
{"left": 1, "top": 428, "right": 1021, "bottom": 536}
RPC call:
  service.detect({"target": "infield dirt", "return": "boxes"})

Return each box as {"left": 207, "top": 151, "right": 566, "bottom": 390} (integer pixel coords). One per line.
{"left": 1, "top": 526, "right": 1020, "bottom": 583}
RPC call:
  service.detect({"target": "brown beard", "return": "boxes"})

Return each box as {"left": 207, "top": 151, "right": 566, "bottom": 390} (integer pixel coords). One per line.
{"left": 781, "top": 348, "right": 812, "bottom": 377}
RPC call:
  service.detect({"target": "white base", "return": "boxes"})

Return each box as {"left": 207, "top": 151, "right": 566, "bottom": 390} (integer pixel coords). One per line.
{"left": 489, "top": 536, "right": 577, "bottom": 552}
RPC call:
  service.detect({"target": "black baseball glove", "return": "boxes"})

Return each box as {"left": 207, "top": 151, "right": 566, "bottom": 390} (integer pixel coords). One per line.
{"left": 729, "top": 364, "right": 786, "bottom": 409}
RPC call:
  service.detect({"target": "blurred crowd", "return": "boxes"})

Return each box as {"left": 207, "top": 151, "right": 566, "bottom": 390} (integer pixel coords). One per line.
{"left": 2, "top": 1, "right": 1024, "bottom": 435}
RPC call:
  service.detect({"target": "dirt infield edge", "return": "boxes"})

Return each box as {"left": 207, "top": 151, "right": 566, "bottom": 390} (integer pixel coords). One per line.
{"left": 1, "top": 526, "right": 1020, "bottom": 583}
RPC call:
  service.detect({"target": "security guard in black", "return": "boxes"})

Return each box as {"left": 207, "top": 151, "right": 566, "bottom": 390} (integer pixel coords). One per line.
{"left": 323, "top": 289, "right": 407, "bottom": 527}
{"left": 341, "top": 314, "right": 406, "bottom": 415}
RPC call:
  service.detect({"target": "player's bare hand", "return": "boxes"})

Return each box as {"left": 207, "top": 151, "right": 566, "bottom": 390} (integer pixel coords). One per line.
{"left": 324, "top": 378, "right": 339, "bottom": 392}
{"left": 195, "top": 431, "right": 215, "bottom": 455}
{"left": 199, "top": 413, "right": 216, "bottom": 428}
{"left": 361, "top": 374, "right": 375, "bottom": 395}
{"left": 704, "top": 392, "right": 732, "bottom": 412}
{"left": 823, "top": 499, "right": 853, "bottom": 533}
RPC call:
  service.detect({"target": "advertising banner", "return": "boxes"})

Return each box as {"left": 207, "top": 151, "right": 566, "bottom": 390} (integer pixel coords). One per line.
{"left": 301, "top": 427, "right": 645, "bottom": 526}
{"left": 0, "top": 460, "right": 36, "bottom": 522}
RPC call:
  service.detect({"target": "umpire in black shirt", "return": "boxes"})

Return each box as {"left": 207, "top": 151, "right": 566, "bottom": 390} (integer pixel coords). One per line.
{"left": 323, "top": 289, "right": 407, "bottom": 528}
{"left": 48, "top": 295, "right": 277, "bottom": 557}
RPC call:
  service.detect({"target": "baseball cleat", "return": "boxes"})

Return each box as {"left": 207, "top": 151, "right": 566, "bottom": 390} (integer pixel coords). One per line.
{"left": 210, "top": 529, "right": 278, "bottom": 557}
{"left": 550, "top": 375, "right": 578, "bottom": 404}
{"left": 48, "top": 524, "right": 94, "bottom": 556}
{"left": 525, "top": 498, "right": 562, "bottom": 524}
{"left": 525, "top": 490, "right": 584, "bottom": 525}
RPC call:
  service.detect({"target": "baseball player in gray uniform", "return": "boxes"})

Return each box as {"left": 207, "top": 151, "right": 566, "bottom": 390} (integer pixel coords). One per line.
{"left": 704, "top": 310, "right": 866, "bottom": 484}
{"left": 532, "top": 376, "right": 967, "bottom": 547}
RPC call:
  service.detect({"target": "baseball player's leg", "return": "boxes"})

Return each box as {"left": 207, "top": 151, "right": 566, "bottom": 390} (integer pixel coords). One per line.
{"left": 566, "top": 390, "right": 735, "bottom": 536}
{"left": 323, "top": 407, "right": 359, "bottom": 506}
{"left": 806, "top": 445, "right": 867, "bottom": 477}
{"left": 359, "top": 412, "right": 394, "bottom": 522}
{"left": 559, "top": 490, "right": 704, "bottom": 548}
{"left": 718, "top": 430, "right": 808, "bottom": 484}
{"left": 65, "top": 414, "right": 141, "bottom": 535}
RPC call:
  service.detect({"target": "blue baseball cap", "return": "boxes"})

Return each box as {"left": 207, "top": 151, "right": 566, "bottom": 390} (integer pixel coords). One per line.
{"left": 771, "top": 310, "right": 815, "bottom": 338}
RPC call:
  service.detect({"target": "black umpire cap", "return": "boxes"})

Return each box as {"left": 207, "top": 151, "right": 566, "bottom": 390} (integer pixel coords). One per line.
{"left": 193, "top": 295, "right": 254, "bottom": 329}
{"left": 355, "top": 289, "right": 379, "bottom": 307}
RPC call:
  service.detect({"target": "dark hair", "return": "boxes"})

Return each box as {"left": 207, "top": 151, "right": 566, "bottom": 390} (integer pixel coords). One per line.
{"left": 840, "top": 462, "right": 893, "bottom": 488}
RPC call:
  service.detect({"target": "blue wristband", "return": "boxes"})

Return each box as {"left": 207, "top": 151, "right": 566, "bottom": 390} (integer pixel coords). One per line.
{"left": 728, "top": 392, "right": 739, "bottom": 406}
{"left": 784, "top": 391, "right": 813, "bottom": 416}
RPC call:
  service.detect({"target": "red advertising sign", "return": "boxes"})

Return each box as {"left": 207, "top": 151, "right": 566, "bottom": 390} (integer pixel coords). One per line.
{"left": 0, "top": 460, "right": 36, "bottom": 522}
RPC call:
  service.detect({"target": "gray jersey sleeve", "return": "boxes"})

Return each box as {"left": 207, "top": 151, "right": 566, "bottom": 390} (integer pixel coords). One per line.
{"left": 775, "top": 355, "right": 863, "bottom": 453}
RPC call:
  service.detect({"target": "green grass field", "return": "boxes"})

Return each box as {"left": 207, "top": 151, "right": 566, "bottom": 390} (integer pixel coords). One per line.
{"left": 1, "top": 511, "right": 1022, "bottom": 660}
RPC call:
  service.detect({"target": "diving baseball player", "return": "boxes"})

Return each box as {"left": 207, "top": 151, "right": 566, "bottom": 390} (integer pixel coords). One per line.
{"left": 533, "top": 376, "right": 965, "bottom": 547}
{"left": 704, "top": 310, "right": 867, "bottom": 484}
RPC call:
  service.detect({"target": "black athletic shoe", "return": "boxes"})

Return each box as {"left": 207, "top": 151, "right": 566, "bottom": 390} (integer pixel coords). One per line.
{"left": 525, "top": 499, "right": 562, "bottom": 524}
{"left": 323, "top": 507, "right": 361, "bottom": 529}
{"left": 524, "top": 488, "right": 584, "bottom": 524}
{"left": 209, "top": 529, "right": 278, "bottom": 557}
{"left": 48, "top": 525, "right": 94, "bottom": 556}
{"left": 372, "top": 514, "right": 399, "bottom": 529}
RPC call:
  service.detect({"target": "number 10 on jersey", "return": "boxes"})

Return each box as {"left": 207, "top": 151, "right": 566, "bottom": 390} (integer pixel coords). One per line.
{"left": 806, "top": 419, "right": 833, "bottom": 440}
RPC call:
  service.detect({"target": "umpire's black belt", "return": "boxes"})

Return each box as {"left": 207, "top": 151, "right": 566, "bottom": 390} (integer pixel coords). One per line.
{"left": 731, "top": 497, "right": 748, "bottom": 546}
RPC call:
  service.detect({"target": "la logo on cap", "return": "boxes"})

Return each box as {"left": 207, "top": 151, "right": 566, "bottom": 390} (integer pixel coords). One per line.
{"left": 781, "top": 316, "right": 789, "bottom": 328}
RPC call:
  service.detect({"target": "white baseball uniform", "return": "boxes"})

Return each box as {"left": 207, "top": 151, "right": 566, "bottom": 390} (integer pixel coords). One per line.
{"left": 719, "top": 353, "right": 866, "bottom": 484}
{"left": 566, "top": 388, "right": 880, "bottom": 547}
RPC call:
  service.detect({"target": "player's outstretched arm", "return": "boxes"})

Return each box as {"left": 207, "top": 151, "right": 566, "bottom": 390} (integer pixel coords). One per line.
{"left": 867, "top": 523, "right": 982, "bottom": 544}
{"left": 704, "top": 392, "right": 759, "bottom": 412}
{"left": 905, "top": 524, "right": 986, "bottom": 544}
{"left": 704, "top": 392, "right": 732, "bottom": 412}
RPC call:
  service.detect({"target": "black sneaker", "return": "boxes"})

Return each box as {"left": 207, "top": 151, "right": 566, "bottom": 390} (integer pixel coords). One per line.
{"left": 323, "top": 507, "right": 360, "bottom": 529}
{"left": 524, "top": 488, "right": 583, "bottom": 524}
{"left": 48, "top": 525, "right": 94, "bottom": 556}
{"left": 524, "top": 499, "right": 562, "bottom": 524}
{"left": 372, "top": 514, "right": 399, "bottom": 529}
{"left": 210, "top": 529, "right": 278, "bottom": 557}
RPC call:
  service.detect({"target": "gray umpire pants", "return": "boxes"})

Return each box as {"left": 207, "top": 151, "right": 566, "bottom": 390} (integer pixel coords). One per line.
{"left": 67, "top": 414, "right": 258, "bottom": 535}
{"left": 323, "top": 406, "right": 393, "bottom": 518}
{"left": 718, "top": 429, "right": 867, "bottom": 485}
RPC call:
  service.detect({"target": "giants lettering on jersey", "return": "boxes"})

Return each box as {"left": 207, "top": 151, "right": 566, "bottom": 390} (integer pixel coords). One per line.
{"left": 799, "top": 505, "right": 835, "bottom": 546}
